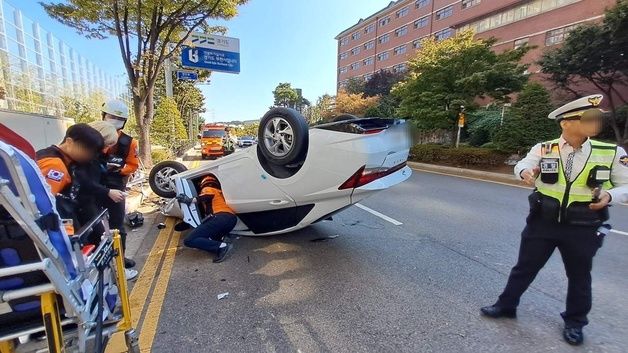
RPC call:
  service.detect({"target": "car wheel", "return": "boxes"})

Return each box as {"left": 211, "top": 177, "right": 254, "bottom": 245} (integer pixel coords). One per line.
{"left": 258, "top": 107, "right": 309, "bottom": 166}
{"left": 149, "top": 161, "right": 188, "bottom": 198}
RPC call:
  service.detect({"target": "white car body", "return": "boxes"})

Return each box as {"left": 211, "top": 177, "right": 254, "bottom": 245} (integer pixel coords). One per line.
{"left": 174, "top": 118, "right": 412, "bottom": 236}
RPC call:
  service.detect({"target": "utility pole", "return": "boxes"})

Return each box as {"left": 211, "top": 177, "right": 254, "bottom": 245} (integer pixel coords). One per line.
{"left": 164, "top": 57, "right": 174, "bottom": 98}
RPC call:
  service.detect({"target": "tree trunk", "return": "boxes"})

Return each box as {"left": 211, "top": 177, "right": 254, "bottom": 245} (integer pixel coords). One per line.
{"left": 132, "top": 94, "right": 151, "bottom": 166}
{"left": 605, "top": 91, "right": 624, "bottom": 148}
{"left": 142, "top": 86, "right": 155, "bottom": 166}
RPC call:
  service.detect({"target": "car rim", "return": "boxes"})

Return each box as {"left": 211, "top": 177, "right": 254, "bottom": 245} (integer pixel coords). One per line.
{"left": 154, "top": 167, "right": 178, "bottom": 193}
{"left": 263, "top": 117, "right": 294, "bottom": 158}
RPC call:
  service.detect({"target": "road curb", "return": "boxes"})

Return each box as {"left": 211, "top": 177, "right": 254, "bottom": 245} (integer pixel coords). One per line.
{"left": 407, "top": 161, "right": 524, "bottom": 186}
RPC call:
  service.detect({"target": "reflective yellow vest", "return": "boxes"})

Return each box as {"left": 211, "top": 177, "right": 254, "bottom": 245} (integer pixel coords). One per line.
{"left": 535, "top": 138, "right": 616, "bottom": 222}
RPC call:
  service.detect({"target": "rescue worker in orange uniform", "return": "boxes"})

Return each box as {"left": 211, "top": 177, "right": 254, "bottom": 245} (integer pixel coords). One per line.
{"left": 100, "top": 99, "right": 140, "bottom": 270}
{"left": 177, "top": 175, "right": 237, "bottom": 263}
{"left": 36, "top": 123, "right": 105, "bottom": 226}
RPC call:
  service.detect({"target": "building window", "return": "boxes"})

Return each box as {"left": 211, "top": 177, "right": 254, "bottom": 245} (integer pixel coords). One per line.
{"left": 365, "top": 41, "right": 375, "bottom": 50}
{"left": 546, "top": 25, "right": 577, "bottom": 46}
{"left": 351, "top": 62, "right": 361, "bottom": 70}
{"left": 339, "top": 67, "right": 348, "bottom": 74}
{"left": 514, "top": 37, "right": 529, "bottom": 49}
{"left": 462, "top": 0, "right": 481, "bottom": 9}
{"left": 414, "top": 16, "right": 429, "bottom": 29}
{"left": 395, "top": 26, "right": 408, "bottom": 37}
{"left": 364, "top": 23, "right": 375, "bottom": 34}
{"left": 380, "top": 17, "right": 391, "bottom": 27}
{"left": 393, "top": 63, "right": 407, "bottom": 73}
{"left": 436, "top": 6, "right": 454, "bottom": 20}
{"left": 397, "top": 7, "right": 409, "bottom": 18}
{"left": 352, "top": 32, "right": 361, "bottom": 40}
{"left": 394, "top": 45, "right": 407, "bottom": 55}
{"left": 413, "top": 38, "right": 426, "bottom": 49}
{"left": 340, "top": 37, "right": 349, "bottom": 46}
{"left": 364, "top": 57, "right": 374, "bottom": 66}
{"left": 339, "top": 80, "right": 348, "bottom": 88}
{"left": 462, "top": 0, "right": 579, "bottom": 34}
{"left": 377, "top": 52, "right": 389, "bottom": 61}
{"left": 364, "top": 73, "right": 373, "bottom": 81}
{"left": 435, "top": 28, "right": 453, "bottom": 41}
{"left": 351, "top": 47, "right": 361, "bottom": 55}
{"left": 378, "top": 34, "right": 390, "bottom": 44}
{"left": 416, "top": 0, "right": 430, "bottom": 9}
{"left": 339, "top": 52, "right": 349, "bottom": 60}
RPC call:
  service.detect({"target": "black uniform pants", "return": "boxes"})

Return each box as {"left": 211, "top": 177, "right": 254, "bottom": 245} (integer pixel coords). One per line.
{"left": 99, "top": 196, "right": 127, "bottom": 251}
{"left": 496, "top": 217, "right": 602, "bottom": 329}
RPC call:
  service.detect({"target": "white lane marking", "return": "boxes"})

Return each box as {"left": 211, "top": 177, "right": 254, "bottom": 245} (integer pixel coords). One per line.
{"left": 611, "top": 229, "right": 628, "bottom": 237}
{"left": 355, "top": 203, "right": 403, "bottom": 226}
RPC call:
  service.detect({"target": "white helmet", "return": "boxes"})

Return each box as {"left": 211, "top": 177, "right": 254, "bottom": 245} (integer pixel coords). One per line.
{"left": 101, "top": 99, "right": 129, "bottom": 120}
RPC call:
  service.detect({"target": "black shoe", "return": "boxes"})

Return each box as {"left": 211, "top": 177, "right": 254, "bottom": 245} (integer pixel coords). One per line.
{"left": 563, "top": 327, "right": 584, "bottom": 346}
{"left": 124, "top": 257, "right": 136, "bottom": 269}
{"left": 213, "top": 243, "right": 233, "bottom": 263}
{"left": 480, "top": 305, "right": 517, "bottom": 318}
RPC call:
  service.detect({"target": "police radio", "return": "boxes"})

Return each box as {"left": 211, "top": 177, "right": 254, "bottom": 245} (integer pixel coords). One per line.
{"left": 587, "top": 166, "right": 611, "bottom": 202}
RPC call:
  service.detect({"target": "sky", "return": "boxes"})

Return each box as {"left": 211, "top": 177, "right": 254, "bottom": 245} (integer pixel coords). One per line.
{"left": 10, "top": 0, "right": 388, "bottom": 122}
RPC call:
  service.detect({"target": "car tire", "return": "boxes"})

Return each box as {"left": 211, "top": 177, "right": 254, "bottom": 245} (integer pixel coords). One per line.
{"left": 148, "top": 161, "right": 188, "bottom": 198}
{"left": 258, "top": 107, "right": 309, "bottom": 166}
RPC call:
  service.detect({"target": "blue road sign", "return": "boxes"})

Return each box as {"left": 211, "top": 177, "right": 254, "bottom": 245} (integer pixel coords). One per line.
{"left": 181, "top": 47, "right": 240, "bottom": 74}
{"left": 176, "top": 70, "right": 198, "bottom": 81}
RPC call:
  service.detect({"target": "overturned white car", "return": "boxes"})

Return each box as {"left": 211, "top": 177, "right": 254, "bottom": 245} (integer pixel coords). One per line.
{"left": 148, "top": 108, "right": 412, "bottom": 236}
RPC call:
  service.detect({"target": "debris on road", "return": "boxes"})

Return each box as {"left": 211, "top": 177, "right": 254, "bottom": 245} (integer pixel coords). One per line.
{"left": 217, "top": 292, "right": 229, "bottom": 300}
{"left": 310, "top": 234, "right": 340, "bottom": 242}
{"left": 157, "top": 222, "right": 166, "bottom": 229}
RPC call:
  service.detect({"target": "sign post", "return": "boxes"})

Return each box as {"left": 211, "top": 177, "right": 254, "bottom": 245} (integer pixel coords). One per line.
{"left": 456, "top": 110, "right": 465, "bottom": 149}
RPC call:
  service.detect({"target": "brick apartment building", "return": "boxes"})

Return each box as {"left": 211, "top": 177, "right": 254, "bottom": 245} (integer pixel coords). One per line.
{"left": 335, "top": 0, "right": 617, "bottom": 92}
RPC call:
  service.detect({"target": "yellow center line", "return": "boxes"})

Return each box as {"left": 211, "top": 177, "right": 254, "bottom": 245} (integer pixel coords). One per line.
{"left": 106, "top": 218, "right": 176, "bottom": 353}
{"left": 138, "top": 229, "right": 182, "bottom": 352}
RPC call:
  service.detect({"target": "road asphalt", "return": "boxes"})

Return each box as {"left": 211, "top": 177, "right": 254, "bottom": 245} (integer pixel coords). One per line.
{"left": 126, "top": 162, "right": 628, "bottom": 353}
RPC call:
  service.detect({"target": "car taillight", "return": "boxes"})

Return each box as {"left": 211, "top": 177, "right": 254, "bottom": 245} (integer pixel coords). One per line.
{"left": 338, "top": 162, "right": 407, "bottom": 190}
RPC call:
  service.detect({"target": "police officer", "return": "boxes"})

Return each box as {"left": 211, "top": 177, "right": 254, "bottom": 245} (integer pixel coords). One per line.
{"left": 100, "top": 99, "right": 140, "bottom": 274}
{"left": 481, "top": 94, "right": 628, "bottom": 346}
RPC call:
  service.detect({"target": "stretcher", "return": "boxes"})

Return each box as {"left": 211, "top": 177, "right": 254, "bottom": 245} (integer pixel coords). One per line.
{"left": 0, "top": 141, "right": 139, "bottom": 353}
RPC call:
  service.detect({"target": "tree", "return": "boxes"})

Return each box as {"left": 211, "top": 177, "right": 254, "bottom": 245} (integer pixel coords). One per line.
{"left": 539, "top": 0, "right": 628, "bottom": 147}
{"left": 306, "top": 94, "right": 335, "bottom": 123}
{"left": 493, "top": 83, "right": 559, "bottom": 153}
{"left": 392, "top": 30, "right": 529, "bottom": 132}
{"left": 151, "top": 96, "right": 187, "bottom": 153}
{"left": 42, "top": 0, "right": 248, "bottom": 165}
{"left": 273, "top": 82, "right": 299, "bottom": 108}
{"left": 61, "top": 91, "right": 108, "bottom": 123}
{"left": 344, "top": 77, "right": 365, "bottom": 95}
{"left": 363, "top": 70, "right": 404, "bottom": 97}
{"left": 335, "top": 90, "right": 379, "bottom": 117}
{"left": 364, "top": 95, "right": 400, "bottom": 118}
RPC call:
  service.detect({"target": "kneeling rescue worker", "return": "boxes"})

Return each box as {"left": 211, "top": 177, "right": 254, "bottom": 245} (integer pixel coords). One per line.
{"left": 177, "top": 175, "right": 236, "bottom": 263}
{"left": 481, "top": 95, "right": 628, "bottom": 346}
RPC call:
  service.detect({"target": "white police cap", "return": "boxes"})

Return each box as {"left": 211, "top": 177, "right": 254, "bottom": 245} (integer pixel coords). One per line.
{"left": 548, "top": 94, "right": 604, "bottom": 120}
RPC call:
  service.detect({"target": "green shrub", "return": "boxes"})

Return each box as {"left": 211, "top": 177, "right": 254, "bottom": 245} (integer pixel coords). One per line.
{"left": 410, "top": 144, "right": 508, "bottom": 167}
{"left": 151, "top": 149, "right": 172, "bottom": 164}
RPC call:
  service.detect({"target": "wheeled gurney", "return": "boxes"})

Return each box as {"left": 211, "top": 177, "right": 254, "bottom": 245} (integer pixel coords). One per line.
{"left": 0, "top": 141, "right": 139, "bottom": 353}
